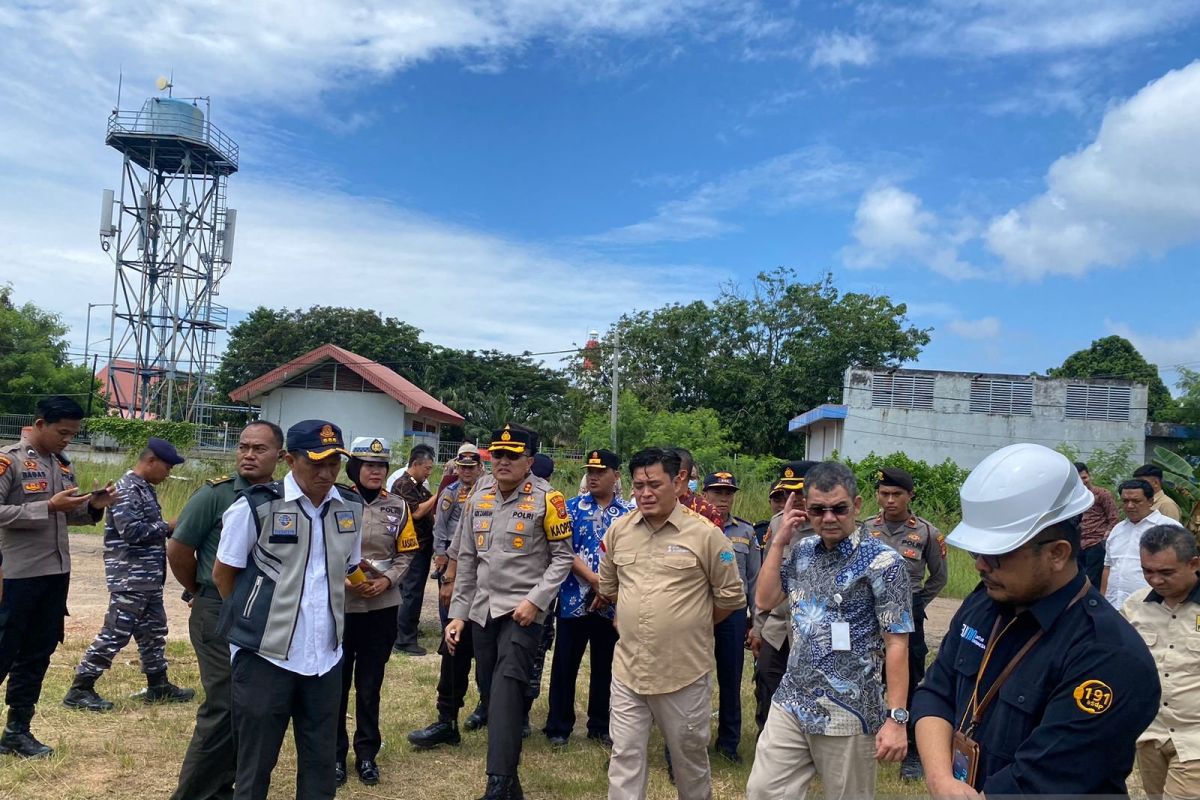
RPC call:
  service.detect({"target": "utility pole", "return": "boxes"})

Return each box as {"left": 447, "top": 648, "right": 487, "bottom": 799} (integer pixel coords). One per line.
{"left": 610, "top": 328, "right": 620, "bottom": 452}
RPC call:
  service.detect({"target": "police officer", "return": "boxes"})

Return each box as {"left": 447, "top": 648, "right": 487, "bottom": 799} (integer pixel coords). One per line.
{"left": 748, "top": 460, "right": 813, "bottom": 733}
{"left": 863, "top": 466, "right": 946, "bottom": 781}
{"left": 701, "top": 470, "right": 757, "bottom": 763}
{"left": 408, "top": 445, "right": 490, "bottom": 749}
{"left": 0, "top": 396, "right": 117, "bottom": 757}
{"left": 446, "top": 424, "right": 574, "bottom": 800}
{"left": 64, "top": 438, "right": 195, "bottom": 711}
{"left": 913, "top": 443, "right": 1160, "bottom": 796}
{"left": 167, "top": 420, "right": 284, "bottom": 800}
{"left": 337, "top": 436, "right": 420, "bottom": 786}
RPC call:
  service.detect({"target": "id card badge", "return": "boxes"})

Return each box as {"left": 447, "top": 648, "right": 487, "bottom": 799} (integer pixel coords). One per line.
{"left": 831, "top": 621, "right": 851, "bottom": 651}
{"left": 952, "top": 730, "right": 980, "bottom": 786}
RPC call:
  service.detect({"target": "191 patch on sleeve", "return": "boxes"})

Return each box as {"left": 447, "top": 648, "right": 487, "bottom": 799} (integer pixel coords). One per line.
{"left": 1073, "top": 679, "right": 1113, "bottom": 715}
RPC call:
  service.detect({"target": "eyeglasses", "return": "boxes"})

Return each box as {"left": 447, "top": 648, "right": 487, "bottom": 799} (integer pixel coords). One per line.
{"left": 806, "top": 503, "right": 853, "bottom": 518}
{"left": 490, "top": 450, "right": 527, "bottom": 462}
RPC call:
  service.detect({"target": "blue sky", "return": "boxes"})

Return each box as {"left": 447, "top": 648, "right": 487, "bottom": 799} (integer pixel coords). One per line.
{"left": 3, "top": 1, "right": 1200, "bottom": 390}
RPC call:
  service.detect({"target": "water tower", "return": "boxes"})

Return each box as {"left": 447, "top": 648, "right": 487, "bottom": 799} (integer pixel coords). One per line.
{"left": 99, "top": 77, "right": 238, "bottom": 423}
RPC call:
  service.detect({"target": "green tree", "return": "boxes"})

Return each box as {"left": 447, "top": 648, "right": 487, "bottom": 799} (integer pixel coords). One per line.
{"left": 1047, "top": 335, "right": 1172, "bottom": 420}
{"left": 0, "top": 285, "right": 101, "bottom": 415}
{"left": 579, "top": 392, "right": 736, "bottom": 470}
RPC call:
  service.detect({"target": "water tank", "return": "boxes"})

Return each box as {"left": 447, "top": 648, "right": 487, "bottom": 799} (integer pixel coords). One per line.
{"left": 138, "top": 97, "right": 205, "bottom": 141}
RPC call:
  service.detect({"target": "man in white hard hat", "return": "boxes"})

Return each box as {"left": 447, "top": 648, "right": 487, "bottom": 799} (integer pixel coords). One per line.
{"left": 911, "top": 443, "right": 1159, "bottom": 798}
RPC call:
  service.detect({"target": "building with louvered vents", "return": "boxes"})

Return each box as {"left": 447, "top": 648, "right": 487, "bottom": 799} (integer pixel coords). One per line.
{"left": 789, "top": 367, "right": 1147, "bottom": 468}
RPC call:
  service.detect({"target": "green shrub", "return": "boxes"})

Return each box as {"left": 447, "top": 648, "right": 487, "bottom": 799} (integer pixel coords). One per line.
{"left": 87, "top": 417, "right": 199, "bottom": 453}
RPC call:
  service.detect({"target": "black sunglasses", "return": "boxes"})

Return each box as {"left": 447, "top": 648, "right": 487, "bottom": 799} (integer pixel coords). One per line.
{"left": 806, "top": 503, "right": 853, "bottom": 518}
{"left": 490, "top": 450, "right": 527, "bottom": 462}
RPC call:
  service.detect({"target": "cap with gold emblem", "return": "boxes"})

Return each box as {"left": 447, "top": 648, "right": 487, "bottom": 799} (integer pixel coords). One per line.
{"left": 488, "top": 423, "right": 538, "bottom": 455}
{"left": 771, "top": 460, "right": 817, "bottom": 496}
{"left": 348, "top": 436, "right": 391, "bottom": 463}
{"left": 585, "top": 449, "right": 620, "bottom": 470}
{"left": 286, "top": 419, "right": 349, "bottom": 461}
{"left": 703, "top": 471, "right": 739, "bottom": 491}
{"left": 876, "top": 467, "right": 915, "bottom": 494}
{"left": 454, "top": 443, "right": 482, "bottom": 467}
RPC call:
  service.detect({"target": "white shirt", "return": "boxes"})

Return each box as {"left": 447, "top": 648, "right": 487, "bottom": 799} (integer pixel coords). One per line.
{"left": 1103, "top": 510, "right": 1184, "bottom": 608}
{"left": 217, "top": 472, "right": 362, "bottom": 676}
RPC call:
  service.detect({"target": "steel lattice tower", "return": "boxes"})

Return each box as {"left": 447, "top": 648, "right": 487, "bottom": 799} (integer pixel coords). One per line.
{"left": 100, "top": 88, "right": 238, "bottom": 423}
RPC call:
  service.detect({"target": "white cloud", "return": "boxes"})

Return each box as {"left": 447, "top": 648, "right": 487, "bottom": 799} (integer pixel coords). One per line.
{"left": 985, "top": 60, "right": 1200, "bottom": 279}
{"left": 810, "top": 32, "right": 876, "bottom": 68}
{"left": 842, "top": 184, "right": 981, "bottom": 279}
{"left": 1103, "top": 321, "right": 1200, "bottom": 374}
{"left": 948, "top": 316, "right": 1002, "bottom": 340}
{"left": 591, "top": 146, "right": 870, "bottom": 244}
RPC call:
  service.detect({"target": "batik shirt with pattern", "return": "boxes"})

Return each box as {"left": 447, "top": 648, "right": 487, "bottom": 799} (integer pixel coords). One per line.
{"left": 773, "top": 525, "right": 913, "bottom": 735}
{"left": 557, "top": 492, "right": 634, "bottom": 620}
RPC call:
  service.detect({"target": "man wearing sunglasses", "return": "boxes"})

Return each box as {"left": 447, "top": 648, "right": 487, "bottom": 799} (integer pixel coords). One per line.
{"left": 912, "top": 443, "right": 1159, "bottom": 798}
{"left": 445, "top": 424, "right": 574, "bottom": 800}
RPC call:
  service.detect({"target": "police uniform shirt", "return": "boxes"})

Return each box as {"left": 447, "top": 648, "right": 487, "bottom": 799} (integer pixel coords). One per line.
{"left": 863, "top": 513, "right": 947, "bottom": 606}
{"left": 432, "top": 479, "right": 473, "bottom": 558}
{"left": 345, "top": 486, "right": 419, "bottom": 613}
{"left": 911, "top": 572, "right": 1160, "bottom": 795}
{"left": 217, "top": 472, "right": 362, "bottom": 676}
{"left": 598, "top": 503, "right": 746, "bottom": 696}
{"left": 447, "top": 474, "right": 575, "bottom": 626}
{"left": 104, "top": 469, "right": 169, "bottom": 592}
{"left": 1121, "top": 582, "right": 1200, "bottom": 762}
{"left": 171, "top": 474, "right": 253, "bottom": 588}
{"left": 0, "top": 437, "right": 99, "bottom": 578}
{"left": 722, "top": 515, "right": 759, "bottom": 610}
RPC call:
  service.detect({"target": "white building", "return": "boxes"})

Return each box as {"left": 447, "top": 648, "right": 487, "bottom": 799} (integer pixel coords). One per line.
{"left": 790, "top": 367, "right": 1147, "bottom": 469}
{"left": 229, "top": 343, "right": 464, "bottom": 450}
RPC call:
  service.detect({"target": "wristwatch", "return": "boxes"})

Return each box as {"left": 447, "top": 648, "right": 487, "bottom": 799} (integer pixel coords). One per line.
{"left": 887, "top": 707, "right": 910, "bottom": 724}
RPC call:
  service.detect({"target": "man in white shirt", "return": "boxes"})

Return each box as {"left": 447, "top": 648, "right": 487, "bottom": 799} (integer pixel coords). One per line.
{"left": 1102, "top": 478, "right": 1184, "bottom": 608}
{"left": 213, "top": 420, "right": 367, "bottom": 800}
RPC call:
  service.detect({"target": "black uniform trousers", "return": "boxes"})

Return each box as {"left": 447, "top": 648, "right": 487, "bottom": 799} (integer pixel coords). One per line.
{"left": 337, "top": 606, "right": 399, "bottom": 763}
{"left": 713, "top": 611, "right": 748, "bottom": 752}
{"left": 0, "top": 573, "right": 68, "bottom": 713}
{"left": 753, "top": 637, "right": 789, "bottom": 732}
{"left": 395, "top": 541, "right": 433, "bottom": 647}
{"left": 436, "top": 618, "right": 491, "bottom": 719}
{"left": 473, "top": 614, "right": 542, "bottom": 777}
{"left": 524, "top": 612, "right": 555, "bottom": 709}
{"left": 231, "top": 650, "right": 342, "bottom": 800}
{"left": 172, "top": 588, "right": 235, "bottom": 800}
{"left": 1079, "top": 542, "right": 1106, "bottom": 588}
{"left": 544, "top": 613, "right": 618, "bottom": 739}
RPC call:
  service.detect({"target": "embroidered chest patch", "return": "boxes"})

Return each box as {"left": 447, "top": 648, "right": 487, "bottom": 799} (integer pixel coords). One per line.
{"left": 272, "top": 513, "right": 297, "bottom": 538}
{"left": 334, "top": 511, "right": 357, "bottom": 533}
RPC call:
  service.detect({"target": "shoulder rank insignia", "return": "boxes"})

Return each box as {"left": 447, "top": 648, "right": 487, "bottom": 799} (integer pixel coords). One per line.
{"left": 207, "top": 475, "right": 235, "bottom": 486}
{"left": 0, "top": 455, "right": 9, "bottom": 478}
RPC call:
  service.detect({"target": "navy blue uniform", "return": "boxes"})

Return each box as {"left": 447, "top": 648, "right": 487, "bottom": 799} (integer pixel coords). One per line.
{"left": 912, "top": 573, "right": 1159, "bottom": 795}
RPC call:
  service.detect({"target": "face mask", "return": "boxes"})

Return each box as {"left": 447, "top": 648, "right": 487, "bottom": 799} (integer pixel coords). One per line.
{"left": 687, "top": 479, "right": 698, "bottom": 492}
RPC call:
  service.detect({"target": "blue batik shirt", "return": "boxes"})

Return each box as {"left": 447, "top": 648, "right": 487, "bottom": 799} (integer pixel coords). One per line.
{"left": 773, "top": 525, "right": 913, "bottom": 735}
{"left": 557, "top": 492, "right": 634, "bottom": 620}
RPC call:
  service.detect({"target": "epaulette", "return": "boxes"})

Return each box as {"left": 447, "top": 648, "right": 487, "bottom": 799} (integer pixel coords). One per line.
{"left": 336, "top": 481, "right": 359, "bottom": 495}
{"left": 206, "top": 475, "right": 235, "bottom": 486}
{"left": 53, "top": 451, "right": 71, "bottom": 467}
{"left": 734, "top": 515, "right": 754, "bottom": 528}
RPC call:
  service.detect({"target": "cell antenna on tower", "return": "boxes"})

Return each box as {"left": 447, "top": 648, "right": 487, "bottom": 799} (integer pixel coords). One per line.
{"left": 98, "top": 75, "right": 239, "bottom": 423}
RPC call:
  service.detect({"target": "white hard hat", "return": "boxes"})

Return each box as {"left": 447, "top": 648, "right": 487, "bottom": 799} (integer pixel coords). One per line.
{"left": 947, "top": 443, "right": 1094, "bottom": 555}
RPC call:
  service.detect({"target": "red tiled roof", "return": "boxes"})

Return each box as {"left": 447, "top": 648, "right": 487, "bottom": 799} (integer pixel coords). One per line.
{"left": 228, "top": 344, "right": 465, "bottom": 425}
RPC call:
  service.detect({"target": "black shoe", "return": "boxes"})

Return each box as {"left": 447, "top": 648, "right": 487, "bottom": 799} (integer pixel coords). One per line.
{"left": 0, "top": 727, "right": 53, "bottom": 759}
{"left": 357, "top": 759, "right": 380, "bottom": 786}
{"left": 63, "top": 686, "right": 114, "bottom": 712}
{"left": 464, "top": 703, "right": 488, "bottom": 731}
{"left": 140, "top": 680, "right": 196, "bottom": 704}
{"left": 546, "top": 734, "right": 569, "bottom": 747}
{"left": 408, "top": 718, "right": 461, "bottom": 749}
{"left": 394, "top": 642, "right": 427, "bottom": 656}
{"left": 715, "top": 746, "right": 743, "bottom": 764}
{"left": 335, "top": 760, "right": 347, "bottom": 787}
{"left": 477, "top": 774, "right": 519, "bottom": 800}
{"left": 900, "top": 751, "right": 924, "bottom": 781}
{"left": 587, "top": 731, "right": 613, "bottom": 747}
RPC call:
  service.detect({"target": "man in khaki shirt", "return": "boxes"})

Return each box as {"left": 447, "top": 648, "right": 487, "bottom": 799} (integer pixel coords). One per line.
{"left": 598, "top": 447, "right": 745, "bottom": 800}
{"left": 1134, "top": 464, "right": 1183, "bottom": 523}
{"left": 1121, "top": 523, "right": 1200, "bottom": 800}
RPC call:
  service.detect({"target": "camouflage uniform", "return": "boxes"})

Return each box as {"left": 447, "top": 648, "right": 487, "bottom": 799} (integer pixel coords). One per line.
{"left": 76, "top": 470, "right": 170, "bottom": 678}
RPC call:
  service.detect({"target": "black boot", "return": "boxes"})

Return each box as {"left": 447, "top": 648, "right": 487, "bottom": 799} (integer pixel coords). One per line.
{"left": 464, "top": 701, "right": 488, "bottom": 731}
{"left": 408, "top": 716, "right": 461, "bottom": 749}
{"left": 477, "top": 774, "right": 519, "bottom": 800}
{"left": 140, "top": 670, "right": 195, "bottom": 704}
{"left": 63, "top": 674, "right": 114, "bottom": 712}
{"left": 0, "top": 707, "right": 53, "bottom": 759}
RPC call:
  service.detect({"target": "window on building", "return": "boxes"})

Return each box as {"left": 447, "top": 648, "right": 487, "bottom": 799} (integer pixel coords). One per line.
{"left": 1065, "top": 384, "right": 1132, "bottom": 421}
{"left": 970, "top": 379, "right": 1034, "bottom": 415}
{"left": 871, "top": 373, "right": 935, "bottom": 410}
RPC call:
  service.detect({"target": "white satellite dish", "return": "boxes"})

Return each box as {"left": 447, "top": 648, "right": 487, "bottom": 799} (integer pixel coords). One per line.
{"left": 155, "top": 76, "right": 171, "bottom": 91}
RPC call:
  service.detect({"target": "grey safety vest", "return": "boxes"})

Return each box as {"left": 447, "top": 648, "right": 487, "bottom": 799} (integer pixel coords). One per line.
{"left": 219, "top": 482, "right": 363, "bottom": 661}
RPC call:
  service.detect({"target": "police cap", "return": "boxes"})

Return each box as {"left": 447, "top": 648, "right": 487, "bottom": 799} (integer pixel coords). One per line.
{"left": 488, "top": 423, "right": 536, "bottom": 456}
{"left": 876, "top": 467, "right": 915, "bottom": 494}
{"left": 146, "top": 436, "right": 185, "bottom": 466}
{"left": 772, "top": 460, "right": 816, "bottom": 495}
{"left": 585, "top": 449, "right": 620, "bottom": 470}
{"left": 703, "top": 471, "right": 739, "bottom": 491}
{"left": 286, "top": 419, "right": 349, "bottom": 461}
{"left": 454, "top": 443, "right": 482, "bottom": 467}
{"left": 532, "top": 453, "right": 555, "bottom": 479}
{"left": 348, "top": 436, "right": 390, "bottom": 463}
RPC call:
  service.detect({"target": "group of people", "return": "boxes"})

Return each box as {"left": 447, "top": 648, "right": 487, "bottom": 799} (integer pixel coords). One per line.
{"left": 0, "top": 395, "right": 1196, "bottom": 800}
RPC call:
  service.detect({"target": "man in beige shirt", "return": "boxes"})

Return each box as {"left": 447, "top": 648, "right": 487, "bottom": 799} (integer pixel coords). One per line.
{"left": 1121, "top": 523, "right": 1200, "bottom": 800}
{"left": 598, "top": 447, "right": 746, "bottom": 800}
{"left": 1134, "top": 464, "right": 1183, "bottom": 523}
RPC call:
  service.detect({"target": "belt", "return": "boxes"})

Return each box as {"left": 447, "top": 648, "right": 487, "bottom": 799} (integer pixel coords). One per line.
{"left": 197, "top": 584, "right": 223, "bottom": 600}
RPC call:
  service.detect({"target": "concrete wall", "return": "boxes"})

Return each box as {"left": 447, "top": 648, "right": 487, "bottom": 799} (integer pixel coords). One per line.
{"left": 837, "top": 369, "right": 1147, "bottom": 469}
{"left": 805, "top": 419, "right": 842, "bottom": 461}
{"left": 257, "top": 388, "right": 408, "bottom": 445}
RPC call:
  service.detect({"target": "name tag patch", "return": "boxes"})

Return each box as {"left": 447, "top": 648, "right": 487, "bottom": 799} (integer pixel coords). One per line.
{"left": 272, "top": 513, "right": 297, "bottom": 538}
{"left": 335, "top": 511, "right": 357, "bottom": 533}
{"left": 960, "top": 623, "right": 987, "bottom": 649}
